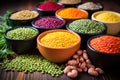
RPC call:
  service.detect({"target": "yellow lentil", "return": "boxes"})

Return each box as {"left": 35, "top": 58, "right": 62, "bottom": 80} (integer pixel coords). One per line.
{"left": 40, "top": 31, "right": 79, "bottom": 48}
{"left": 10, "top": 10, "right": 39, "bottom": 20}
{"left": 95, "top": 12, "right": 120, "bottom": 22}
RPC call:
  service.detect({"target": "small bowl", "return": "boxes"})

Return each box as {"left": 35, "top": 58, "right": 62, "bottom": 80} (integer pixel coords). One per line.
{"left": 92, "top": 11, "right": 120, "bottom": 34}
{"left": 77, "top": 2, "right": 104, "bottom": 19}
{"left": 36, "top": 2, "right": 64, "bottom": 16}
{"left": 8, "top": 10, "right": 39, "bottom": 27}
{"left": 66, "top": 19, "right": 107, "bottom": 49}
{"left": 4, "top": 27, "right": 39, "bottom": 54}
{"left": 37, "top": 29, "right": 81, "bottom": 63}
{"left": 55, "top": 8, "right": 88, "bottom": 22}
{"left": 32, "top": 16, "right": 66, "bottom": 33}
{"left": 87, "top": 35, "right": 120, "bottom": 71}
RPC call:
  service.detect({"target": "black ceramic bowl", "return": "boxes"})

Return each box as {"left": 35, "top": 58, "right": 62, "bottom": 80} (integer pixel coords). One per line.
{"left": 4, "top": 27, "right": 39, "bottom": 54}
{"left": 36, "top": 2, "right": 64, "bottom": 16}
{"left": 66, "top": 19, "right": 107, "bottom": 49}
{"left": 87, "top": 35, "right": 120, "bottom": 71}
{"left": 77, "top": 2, "right": 104, "bottom": 19}
{"left": 8, "top": 10, "right": 39, "bottom": 27}
{"left": 32, "top": 16, "right": 66, "bottom": 33}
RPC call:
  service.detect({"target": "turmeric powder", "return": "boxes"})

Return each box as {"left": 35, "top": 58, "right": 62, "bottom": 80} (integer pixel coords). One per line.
{"left": 57, "top": 8, "right": 88, "bottom": 19}
{"left": 40, "top": 31, "right": 79, "bottom": 48}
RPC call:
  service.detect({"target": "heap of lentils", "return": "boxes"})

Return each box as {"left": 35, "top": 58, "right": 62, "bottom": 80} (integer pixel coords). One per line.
{"left": 10, "top": 10, "right": 39, "bottom": 20}
{"left": 38, "top": 1, "right": 64, "bottom": 11}
{"left": 59, "top": 0, "right": 81, "bottom": 4}
{"left": 69, "top": 19, "right": 105, "bottom": 34}
{"left": 2, "top": 54, "right": 64, "bottom": 77}
{"left": 77, "top": 2, "right": 103, "bottom": 10}
{"left": 34, "top": 17, "right": 64, "bottom": 29}
{"left": 6, "top": 27, "right": 38, "bottom": 40}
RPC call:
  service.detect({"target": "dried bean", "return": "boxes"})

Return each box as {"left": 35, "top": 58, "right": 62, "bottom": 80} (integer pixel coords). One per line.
{"left": 88, "top": 68, "right": 98, "bottom": 76}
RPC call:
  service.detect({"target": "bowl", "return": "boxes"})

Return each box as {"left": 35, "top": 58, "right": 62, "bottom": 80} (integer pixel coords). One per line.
{"left": 37, "top": 29, "right": 81, "bottom": 63}
{"left": 8, "top": 10, "right": 39, "bottom": 27}
{"left": 66, "top": 19, "right": 107, "bottom": 49}
{"left": 77, "top": 2, "right": 104, "bottom": 19}
{"left": 87, "top": 35, "right": 120, "bottom": 71}
{"left": 55, "top": 8, "right": 88, "bottom": 22}
{"left": 36, "top": 2, "right": 64, "bottom": 16}
{"left": 4, "top": 27, "right": 39, "bottom": 54}
{"left": 92, "top": 11, "right": 120, "bottom": 34}
{"left": 32, "top": 16, "right": 66, "bottom": 33}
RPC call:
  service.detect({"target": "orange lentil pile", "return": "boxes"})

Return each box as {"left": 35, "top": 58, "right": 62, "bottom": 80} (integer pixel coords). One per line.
{"left": 90, "top": 35, "right": 120, "bottom": 54}
{"left": 40, "top": 31, "right": 79, "bottom": 48}
{"left": 57, "top": 8, "right": 88, "bottom": 19}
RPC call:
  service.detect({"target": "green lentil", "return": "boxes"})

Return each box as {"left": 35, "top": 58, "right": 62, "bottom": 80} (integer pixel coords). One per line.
{"left": 69, "top": 19, "right": 105, "bottom": 34}
{"left": 6, "top": 27, "right": 38, "bottom": 40}
{"left": 2, "top": 54, "right": 64, "bottom": 77}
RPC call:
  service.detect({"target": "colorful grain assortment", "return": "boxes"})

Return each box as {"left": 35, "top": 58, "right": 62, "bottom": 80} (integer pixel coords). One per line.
{"left": 40, "top": 31, "right": 79, "bottom": 48}
{"left": 64, "top": 50, "right": 104, "bottom": 78}
{"left": 90, "top": 35, "right": 120, "bottom": 54}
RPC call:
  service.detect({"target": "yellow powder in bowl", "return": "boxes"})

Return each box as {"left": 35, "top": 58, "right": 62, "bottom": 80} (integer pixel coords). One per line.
{"left": 95, "top": 12, "right": 120, "bottom": 23}
{"left": 10, "top": 10, "right": 39, "bottom": 20}
{"left": 40, "top": 31, "right": 79, "bottom": 48}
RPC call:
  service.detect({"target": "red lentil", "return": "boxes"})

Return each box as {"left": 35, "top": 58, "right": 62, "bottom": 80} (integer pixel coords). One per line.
{"left": 90, "top": 35, "right": 120, "bottom": 54}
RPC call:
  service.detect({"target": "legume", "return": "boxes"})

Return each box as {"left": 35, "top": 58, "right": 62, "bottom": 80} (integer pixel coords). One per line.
{"left": 38, "top": 1, "right": 64, "bottom": 11}
{"left": 34, "top": 17, "right": 64, "bottom": 29}
{"left": 2, "top": 54, "right": 64, "bottom": 76}
{"left": 95, "top": 12, "right": 120, "bottom": 22}
{"left": 57, "top": 8, "right": 88, "bottom": 19}
{"left": 6, "top": 27, "right": 38, "bottom": 40}
{"left": 10, "top": 10, "right": 39, "bottom": 20}
{"left": 69, "top": 19, "right": 105, "bottom": 34}
{"left": 40, "top": 31, "right": 79, "bottom": 48}
{"left": 90, "top": 35, "right": 120, "bottom": 54}
{"left": 59, "top": 0, "right": 81, "bottom": 4}
{"left": 78, "top": 2, "right": 103, "bottom": 10}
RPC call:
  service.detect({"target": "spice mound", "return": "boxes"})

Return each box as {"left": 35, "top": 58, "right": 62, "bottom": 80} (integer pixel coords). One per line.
{"left": 57, "top": 8, "right": 88, "bottom": 19}
{"left": 2, "top": 54, "right": 64, "bottom": 76}
{"left": 78, "top": 2, "right": 103, "bottom": 10}
{"left": 69, "top": 19, "right": 105, "bottom": 34}
{"left": 37, "top": 1, "right": 64, "bottom": 11}
{"left": 40, "top": 31, "right": 79, "bottom": 48}
{"left": 10, "top": 10, "right": 39, "bottom": 20}
{"left": 59, "top": 0, "right": 81, "bottom": 4}
{"left": 6, "top": 27, "right": 38, "bottom": 40}
{"left": 95, "top": 12, "right": 120, "bottom": 22}
{"left": 90, "top": 35, "right": 120, "bottom": 54}
{"left": 34, "top": 17, "right": 64, "bottom": 29}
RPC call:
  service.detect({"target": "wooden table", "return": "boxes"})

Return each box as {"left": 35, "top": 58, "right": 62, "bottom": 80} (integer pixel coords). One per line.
{"left": 0, "top": 0, "right": 120, "bottom": 80}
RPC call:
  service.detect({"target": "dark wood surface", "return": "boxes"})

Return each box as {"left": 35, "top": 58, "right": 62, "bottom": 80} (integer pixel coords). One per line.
{"left": 0, "top": 0, "right": 120, "bottom": 80}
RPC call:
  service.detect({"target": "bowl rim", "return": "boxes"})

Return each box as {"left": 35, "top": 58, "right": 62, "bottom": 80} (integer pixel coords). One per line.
{"left": 9, "top": 10, "right": 39, "bottom": 21}
{"left": 66, "top": 19, "right": 107, "bottom": 35}
{"left": 92, "top": 11, "right": 120, "bottom": 23}
{"left": 77, "top": 2, "right": 104, "bottom": 11}
{"left": 87, "top": 34, "right": 120, "bottom": 56}
{"left": 4, "top": 26, "right": 39, "bottom": 41}
{"left": 32, "top": 16, "right": 66, "bottom": 29}
{"left": 36, "top": 2, "right": 64, "bottom": 11}
{"left": 55, "top": 7, "right": 88, "bottom": 20}
{"left": 37, "top": 29, "right": 81, "bottom": 49}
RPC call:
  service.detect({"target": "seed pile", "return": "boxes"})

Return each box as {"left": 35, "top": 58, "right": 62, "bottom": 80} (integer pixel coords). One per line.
{"left": 78, "top": 2, "right": 102, "bottom": 10}
{"left": 90, "top": 35, "right": 120, "bottom": 54}
{"left": 64, "top": 50, "right": 104, "bottom": 78}
{"left": 40, "top": 31, "right": 79, "bottom": 48}
{"left": 34, "top": 17, "right": 64, "bottom": 29}
{"left": 69, "top": 19, "right": 105, "bottom": 34}
{"left": 2, "top": 54, "right": 64, "bottom": 76}
{"left": 10, "top": 10, "right": 39, "bottom": 20}
{"left": 59, "top": 0, "right": 81, "bottom": 4}
{"left": 6, "top": 27, "right": 38, "bottom": 40}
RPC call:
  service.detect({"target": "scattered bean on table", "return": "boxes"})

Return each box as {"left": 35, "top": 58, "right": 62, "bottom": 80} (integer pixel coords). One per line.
{"left": 69, "top": 19, "right": 105, "bottom": 34}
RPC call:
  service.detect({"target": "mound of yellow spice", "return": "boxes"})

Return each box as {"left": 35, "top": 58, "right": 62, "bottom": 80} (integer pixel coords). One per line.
{"left": 40, "top": 31, "right": 79, "bottom": 48}
{"left": 95, "top": 12, "right": 120, "bottom": 22}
